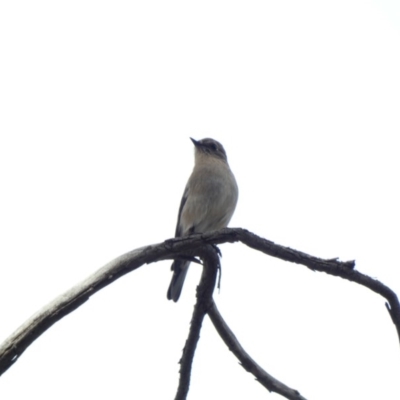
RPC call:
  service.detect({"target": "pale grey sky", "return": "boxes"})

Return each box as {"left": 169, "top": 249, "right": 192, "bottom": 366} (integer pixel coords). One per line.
{"left": 1, "top": 1, "right": 400, "bottom": 399}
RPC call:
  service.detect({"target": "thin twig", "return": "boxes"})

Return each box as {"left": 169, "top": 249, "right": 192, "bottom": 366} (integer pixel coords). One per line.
{"left": 208, "top": 300, "right": 308, "bottom": 400}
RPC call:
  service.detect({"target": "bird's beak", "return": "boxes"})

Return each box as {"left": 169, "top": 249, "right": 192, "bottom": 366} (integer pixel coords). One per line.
{"left": 190, "top": 137, "right": 200, "bottom": 147}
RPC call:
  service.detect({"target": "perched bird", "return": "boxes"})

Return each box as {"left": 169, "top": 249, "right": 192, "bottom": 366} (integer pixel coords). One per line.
{"left": 167, "top": 138, "right": 238, "bottom": 302}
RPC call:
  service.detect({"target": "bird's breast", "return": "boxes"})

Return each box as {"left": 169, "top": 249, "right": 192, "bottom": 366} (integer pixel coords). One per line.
{"left": 180, "top": 161, "right": 238, "bottom": 235}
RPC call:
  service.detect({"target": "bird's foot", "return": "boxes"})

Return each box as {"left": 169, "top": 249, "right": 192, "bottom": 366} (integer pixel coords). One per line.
{"left": 211, "top": 244, "right": 222, "bottom": 257}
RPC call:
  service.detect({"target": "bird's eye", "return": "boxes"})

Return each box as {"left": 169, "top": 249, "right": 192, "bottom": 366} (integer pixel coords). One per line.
{"left": 210, "top": 143, "right": 218, "bottom": 152}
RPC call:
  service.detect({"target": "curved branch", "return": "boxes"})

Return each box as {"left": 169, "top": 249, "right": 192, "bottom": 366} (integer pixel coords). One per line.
{"left": 208, "top": 300, "right": 308, "bottom": 400}
{"left": 0, "top": 227, "right": 398, "bottom": 381}
{"left": 0, "top": 239, "right": 199, "bottom": 376}
{"left": 203, "top": 228, "right": 400, "bottom": 344}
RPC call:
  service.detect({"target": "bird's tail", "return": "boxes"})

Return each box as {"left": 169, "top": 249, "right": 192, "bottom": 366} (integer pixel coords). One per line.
{"left": 167, "top": 260, "right": 190, "bottom": 302}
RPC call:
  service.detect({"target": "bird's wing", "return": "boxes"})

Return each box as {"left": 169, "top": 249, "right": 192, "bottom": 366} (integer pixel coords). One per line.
{"left": 174, "top": 186, "right": 189, "bottom": 237}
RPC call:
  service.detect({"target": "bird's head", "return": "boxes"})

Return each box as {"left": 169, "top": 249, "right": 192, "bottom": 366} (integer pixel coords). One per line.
{"left": 190, "top": 137, "right": 228, "bottom": 163}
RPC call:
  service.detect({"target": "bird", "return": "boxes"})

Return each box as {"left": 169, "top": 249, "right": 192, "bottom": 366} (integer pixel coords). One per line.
{"left": 167, "top": 137, "right": 238, "bottom": 302}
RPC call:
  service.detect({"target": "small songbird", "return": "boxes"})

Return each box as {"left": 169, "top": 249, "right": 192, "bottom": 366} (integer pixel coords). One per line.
{"left": 167, "top": 138, "right": 238, "bottom": 302}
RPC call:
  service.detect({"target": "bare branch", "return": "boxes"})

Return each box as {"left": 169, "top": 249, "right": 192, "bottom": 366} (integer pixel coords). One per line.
{"left": 0, "top": 246, "right": 151, "bottom": 376}
{"left": 175, "top": 246, "right": 220, "bottom": 400}
{"left": 203, "top": 228, "right": 400, "bottom": 344}
{"left": 0, "top": 226, "right": 398, "bottom": 392}
{"left": 0, "top": 240, "right": 197, "bottom": 376}
{"left": 208, "top": 300, "right": 308, "bottom": 400}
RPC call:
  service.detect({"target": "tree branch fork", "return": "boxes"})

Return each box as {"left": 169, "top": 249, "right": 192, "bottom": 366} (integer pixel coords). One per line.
{"left": 0, "top": 228, "right": 399, "bottom": 400}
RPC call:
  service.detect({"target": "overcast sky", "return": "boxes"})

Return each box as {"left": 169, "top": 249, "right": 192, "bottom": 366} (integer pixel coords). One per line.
{"left": 1, "top": 1, "right": 400, "bottom": 399}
